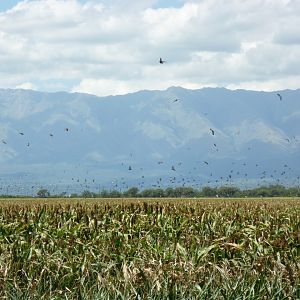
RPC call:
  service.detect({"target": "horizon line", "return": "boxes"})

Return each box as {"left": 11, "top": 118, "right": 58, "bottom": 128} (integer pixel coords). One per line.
{"left": 0, "top": 85, "right": 299, "bottom": 98}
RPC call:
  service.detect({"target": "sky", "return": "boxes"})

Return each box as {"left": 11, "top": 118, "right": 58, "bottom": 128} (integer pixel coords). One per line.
{"left": 0, "top": 0, "right": 300, "bottom": 96}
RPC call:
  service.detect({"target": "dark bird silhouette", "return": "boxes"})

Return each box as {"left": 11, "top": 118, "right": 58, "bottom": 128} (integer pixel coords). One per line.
{"left": 2, "top": 140, "right": 7, "bottom": 144}
{"left": 19, "top": 132, "right": 24, "bottom": 135}
{"left": 276, "top": 93, "right": 282, "bottom": 101}
{"left": 27, "top": 142, "right": 30, "bottom": 147}
{"left": 65, "top": 128, "right": 69, "bottom": 132}
{"left": 204, "top": 161, "right": 209, "bottom": 165}
{"left": 50, "top": 133, "right": 53, "bottom": 137}
{"left": 210, "top": 128, "right": 215, "bottom": 135}
{"left": 173, "top": 98, "right": 180, "bottom": 103}
{"left": 159, "top": 57, "right": 166, "bottom": 64}
{"left": 171, "top": 165, "right": 176, "bottom": 171}
{"left": 128, "top": 166, "right": 132, "bottom": 171}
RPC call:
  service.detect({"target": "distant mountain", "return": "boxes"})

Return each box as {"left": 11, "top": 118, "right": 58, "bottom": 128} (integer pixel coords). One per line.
{"left": 0, "top": 87, "right": 299, "bottom": 195}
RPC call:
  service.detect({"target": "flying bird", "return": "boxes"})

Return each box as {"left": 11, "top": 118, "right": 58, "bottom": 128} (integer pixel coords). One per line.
{"left": 19, "top": 132, "right": 24, "bottom": 135}
{"left": 171, "top": 165, "right": 176, "bottom": 171}
{"left": 128, "top": 166, "right": 132, "bottom": 171}
{"left": 210, "top": 128, "right": 215, "bottom": 135}
{"left": 203, "top": 161, "right": 209, "bottom": 165}
{"left": 276, "top": 93, "right": 282, "bottom": 101}
{"left": 2, "top": 140, "right": 7, "bottom": 144}
{"left": 173, "top": 98, "right": 180, "bottom": 103}
{"left": 159, "top": 57, "right": 166, "bottom": 64}
{"left": 65, "top": 128, "right": 69, "bottom": 132}
{"left": 50, "top": 133, "right": 54, "bottom": 137}
{"left": 27, "top": 142, "right": 30, "bottom": 147}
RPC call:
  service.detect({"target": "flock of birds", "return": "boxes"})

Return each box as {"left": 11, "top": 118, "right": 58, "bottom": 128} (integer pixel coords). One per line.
{"left": 1, "top": 128, "right": 69, "bottom": 148}
{"left": 0, "top": 58, "right": 299, "bottom": 196}
{"left": 1, "top": 156, "right": 297, "bottom": 196}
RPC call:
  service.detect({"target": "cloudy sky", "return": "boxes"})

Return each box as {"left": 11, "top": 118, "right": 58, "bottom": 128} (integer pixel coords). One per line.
{"left": 0, "top": 0, "right": 299, "bottom": 96}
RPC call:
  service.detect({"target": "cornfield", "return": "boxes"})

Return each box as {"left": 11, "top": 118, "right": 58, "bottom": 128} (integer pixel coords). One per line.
{"left": 0, "top": 198, "right": 299, "bottom": 299}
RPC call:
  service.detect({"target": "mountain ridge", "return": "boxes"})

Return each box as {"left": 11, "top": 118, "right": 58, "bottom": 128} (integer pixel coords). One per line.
{"left": 0, "top": 87, "right": 299, "bottom": 195}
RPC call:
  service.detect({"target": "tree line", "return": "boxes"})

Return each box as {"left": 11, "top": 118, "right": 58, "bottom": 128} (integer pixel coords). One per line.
{"left": 1, "top": 185, "right": 299, "bottom": 198}
{"left": 16, "top": 184, "right": 300, "bottom": 198}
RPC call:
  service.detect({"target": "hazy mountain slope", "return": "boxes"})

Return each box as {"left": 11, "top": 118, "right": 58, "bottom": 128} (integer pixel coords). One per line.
{"left": 0, "top": 87, "right": 299, "bottom": 195}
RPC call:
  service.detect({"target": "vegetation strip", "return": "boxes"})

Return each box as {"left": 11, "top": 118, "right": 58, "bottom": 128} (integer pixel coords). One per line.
{"left": 2, "top": 184, "right": 300, "bottom": 199}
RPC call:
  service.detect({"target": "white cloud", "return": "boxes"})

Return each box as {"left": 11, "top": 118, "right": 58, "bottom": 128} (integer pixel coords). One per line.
{"left": 0, "top": 0, "right": 299, "bottom": 95}
{"left": 227, "top": 76, "right": 300, "bottom": 92}
{"left": 72, "top": 78, "right": 134, "bottom": 96}
{"left": 15, "top": 82, "right": 37, "bottom": 90}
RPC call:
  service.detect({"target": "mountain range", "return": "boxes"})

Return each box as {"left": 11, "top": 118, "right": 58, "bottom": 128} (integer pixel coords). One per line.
{"left": 0, "top": 87, "right": 299, "bottom": 195}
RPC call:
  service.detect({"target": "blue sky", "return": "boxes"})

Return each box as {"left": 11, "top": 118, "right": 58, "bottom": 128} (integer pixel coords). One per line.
{"left": 0, "top": 0, "right": 299, "bottom": 96}
{"left": 0, "top": 0, "right": 19, "bottom": 11}
{"left": 0, "top": 0, "right": 183, "bottom": 11}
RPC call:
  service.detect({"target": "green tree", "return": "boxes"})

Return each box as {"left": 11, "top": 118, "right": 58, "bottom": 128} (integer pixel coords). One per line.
{"left": 109, "top": 190, "right": 122, "bottom": 198}
{"left": 82, "top": 190, "right": 95, "bottom": 198}
{"left": 217, "top": 186, "right": 240, "bottom": 197}
{"left": 151, "top": 188, "right": 164, "bottom": 198}
{"left": 164, "top": 187, "right": 175, "bottom": 197}
{"left": 140, "top": 189, "right": 153, "bottom": 197}
{"left": 36, "top": 189, "right": 50, "bottom": 198}
{"left": 124, "top": 187, "right": 139, "bottom": 197}
{"left": 201, "top": 186, "right": 216, "bottom": 197}
{"left": 175, "top": 187, "right": 197, "bottom": 197}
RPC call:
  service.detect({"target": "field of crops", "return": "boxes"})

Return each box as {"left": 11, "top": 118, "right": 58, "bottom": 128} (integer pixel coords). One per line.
{"left": 0, "top": 197, "right": 299, "bottom": 299}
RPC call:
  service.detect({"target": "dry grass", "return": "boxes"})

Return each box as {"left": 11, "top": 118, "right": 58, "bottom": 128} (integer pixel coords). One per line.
{"left": 0, "top": 197, "right": 299, "bottom": 299}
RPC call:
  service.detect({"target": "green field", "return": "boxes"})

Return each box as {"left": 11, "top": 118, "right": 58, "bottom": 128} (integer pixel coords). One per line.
{"left": 0, "top": 198, "right": 299, "bottom": 299}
